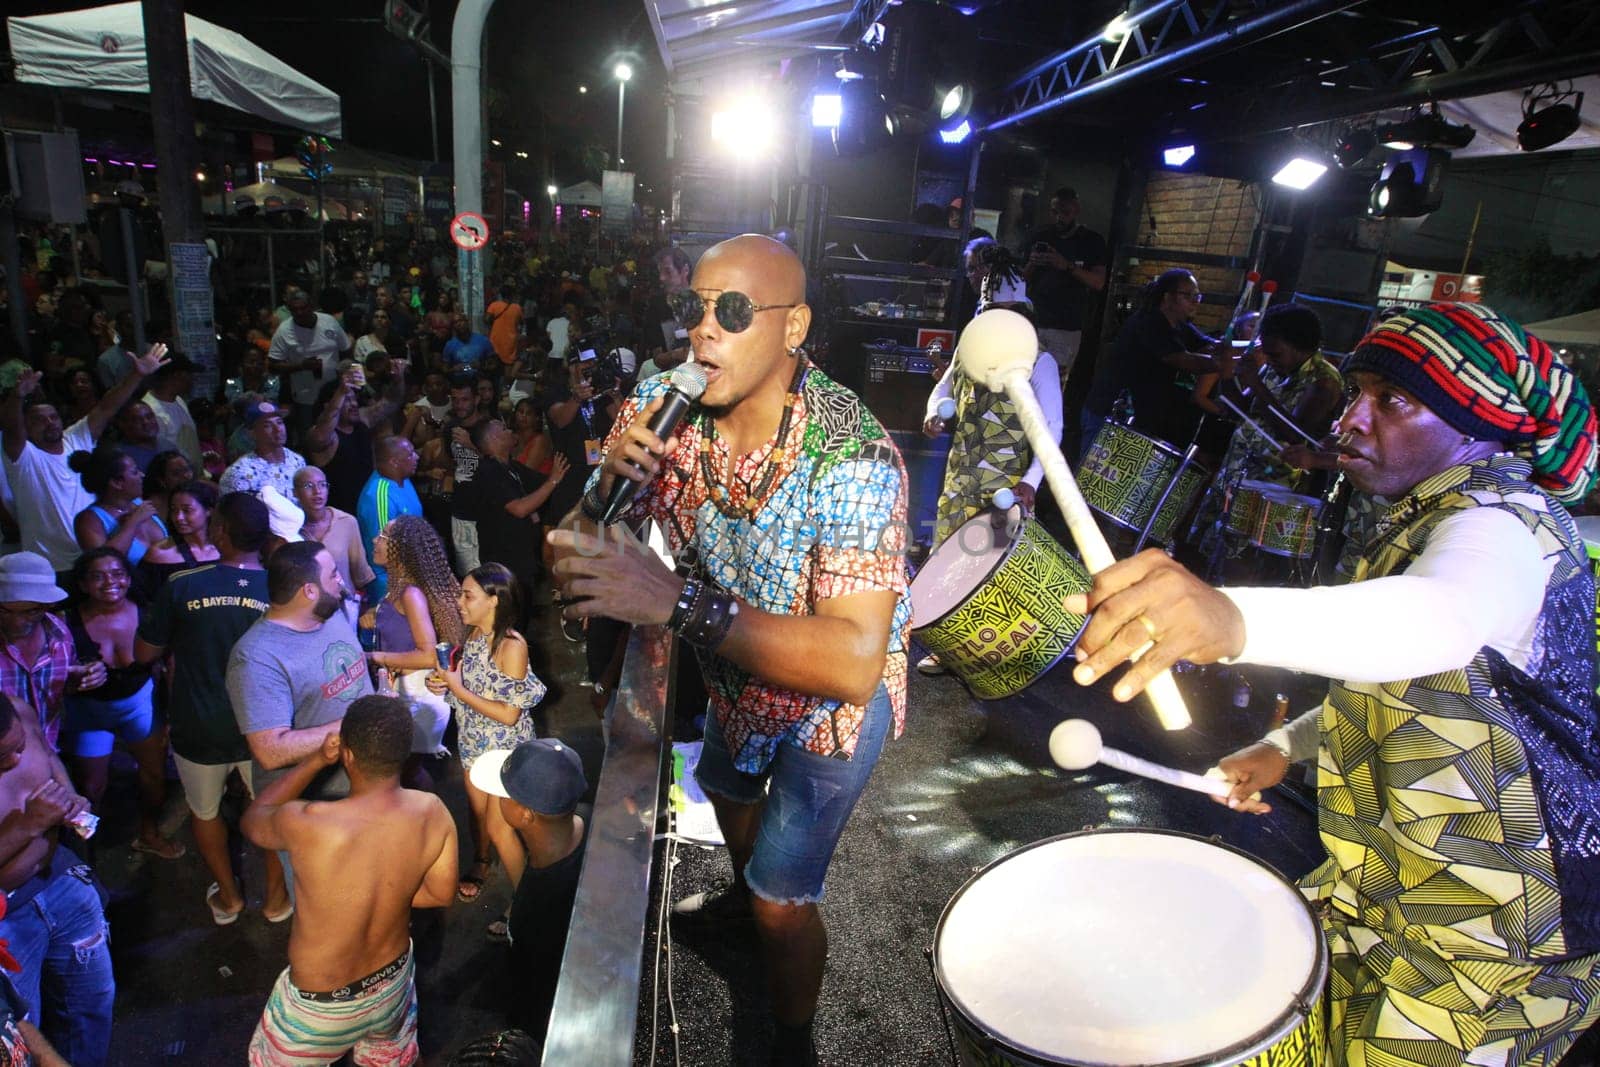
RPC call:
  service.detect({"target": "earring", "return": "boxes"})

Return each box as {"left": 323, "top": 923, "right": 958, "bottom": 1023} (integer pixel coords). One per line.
{"left": 788, "top": 345, "right": 803, "bottom": 357}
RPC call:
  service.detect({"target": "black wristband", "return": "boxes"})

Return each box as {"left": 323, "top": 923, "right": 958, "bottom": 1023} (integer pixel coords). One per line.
{"left": 680, "top": 591, "right": 739, "bottom": 651}
{"left": 579, "top": 483, "right": 606, "bottom": 522}
{"left": 668, "top": 578, "right": 700, "bottom": 633}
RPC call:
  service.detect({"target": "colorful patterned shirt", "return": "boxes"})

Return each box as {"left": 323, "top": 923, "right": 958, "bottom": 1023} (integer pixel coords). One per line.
{"left": 594, "top": 364, "right": 911, "bottom": 773}
{"left": 0, "top": 612, "right": 74, "bottom": 749}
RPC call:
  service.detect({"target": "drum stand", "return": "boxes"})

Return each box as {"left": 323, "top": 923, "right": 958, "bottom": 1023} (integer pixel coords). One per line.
{"left": 1200, "top": 466, "right": 1252, "bottom": 585}
{"left": 1133, "top": 441, "right": 1203, "bottom": 553}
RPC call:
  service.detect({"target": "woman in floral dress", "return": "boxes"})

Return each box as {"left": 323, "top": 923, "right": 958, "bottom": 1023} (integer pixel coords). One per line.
{"left": 427, "top": 562, "right": 543, "bottom": 907}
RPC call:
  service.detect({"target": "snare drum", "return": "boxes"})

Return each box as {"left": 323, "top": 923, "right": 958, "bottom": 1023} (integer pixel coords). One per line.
{"left": 911, "top": 516, "right": 1091, "bottom": 700}
{"left": 933, "top": 829, "right": 1327, "bottom": 1067}
{"left": 1250, "top": 489, "right": 1323, "bottom": 559}
{"left": 1080, "top": 422, "right": 1211, "bottom": 544}
{"left": 1226, "top": 480, "right": 1278, "bottom": 540}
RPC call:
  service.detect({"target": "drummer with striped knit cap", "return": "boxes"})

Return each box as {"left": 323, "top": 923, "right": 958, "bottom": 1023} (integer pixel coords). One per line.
{"left": 918, "top": 238, "right": 1063, "bottom": 675}
{"left": 1066, "top": 302, "right": 1600, "bottom": 1066}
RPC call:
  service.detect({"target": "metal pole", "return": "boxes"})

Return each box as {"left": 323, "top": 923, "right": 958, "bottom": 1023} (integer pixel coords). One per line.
{"left": 119, "top": 206, "right": 148, "bottom": 355}
{"left": 265, "top": 233, "right": 276, "bottom": 310}
{"left": 451, "top": 0, "right": 497, "bottom": 330}
{"left": 1458, "top": 199, "right": 1483, "bottom": 280}
{"left": 616, "top": 80, "right": 626, "bottom": 166}
{"left": 1, "top": 208, "right": 28, "bottom": 356}
{"left": 427, "top": 65, "right": 440, "bottom": 163}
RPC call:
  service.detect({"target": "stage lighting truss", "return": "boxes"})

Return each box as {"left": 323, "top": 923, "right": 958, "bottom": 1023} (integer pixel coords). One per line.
{"left": 1518, "top": 82, "right": 1584, "bottom": 152}
{"left": 1376, "top": 106, "right": 1475, "bottom": 152}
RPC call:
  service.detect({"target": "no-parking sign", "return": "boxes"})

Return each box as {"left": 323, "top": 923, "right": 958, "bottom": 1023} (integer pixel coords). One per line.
{"left": 450, "top": 211, "right": 489, "bottom": 252}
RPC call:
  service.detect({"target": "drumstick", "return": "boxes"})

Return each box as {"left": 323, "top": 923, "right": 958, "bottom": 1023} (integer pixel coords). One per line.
{"left": 1216, "top": 394, "right": 1287, "bottom": 452}
{"left": 1257, "top": 279, "right": 1278, "bottom": 317}
{"left": 1225, "top": 271, "right": 1261, "bottom": 339}
{"left": 1050, "top": 719, "right": 1230, "bottom": 798}
{"left": 956, "top": 311, "right": 1191, "bottom": 730}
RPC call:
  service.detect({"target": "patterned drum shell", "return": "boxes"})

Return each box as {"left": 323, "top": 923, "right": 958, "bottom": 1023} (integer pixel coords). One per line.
{"left": 1080, "top": 422, "right": 1210, "bottom": 545}
{"left": 1250, "top": 490, "right": 1323, "bottom": 559}
{"left": 910, "top": 516, "right": 1091, "bottom": 700}
{"left": 1227, "top": 480, "right": 1280, "bottom": 540}
{"left": 933, "top": 829, "right": 1327, "bottom": 1067}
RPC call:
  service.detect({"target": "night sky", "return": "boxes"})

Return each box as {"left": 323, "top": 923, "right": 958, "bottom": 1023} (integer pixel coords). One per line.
{"left": 10, "top": 0, "right": 670, "bottom": 195}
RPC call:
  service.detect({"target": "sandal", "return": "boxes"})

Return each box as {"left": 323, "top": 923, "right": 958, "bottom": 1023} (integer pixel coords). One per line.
{"left": 206, "top": 882, "right": 243, "bottom": 926}
{"left": 132, "top": 836, "right": 187, "bottom": 860}
{"left": 264, "top": 899, "right": 295, "bottom": 924}
{"left": 457, "top": 855, "right": 492, "bottom": 903}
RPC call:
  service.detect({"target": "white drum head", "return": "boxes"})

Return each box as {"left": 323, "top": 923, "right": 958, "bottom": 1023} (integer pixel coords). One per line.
{"left": 935, "top": 830, "right": 1321, "bottom": 1065}
{"left": 911, "top": 516, "right": 1010, "bottom": 627}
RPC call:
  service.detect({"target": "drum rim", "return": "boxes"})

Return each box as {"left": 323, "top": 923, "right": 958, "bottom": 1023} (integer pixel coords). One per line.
{"left": 931, "top": 827, "right": 1329, "bottom": 1067}
{"left": 1090, "top": 421, "right": 1187, "bottom": 464}
{"left": 911, "top": 516, "right": 1049, "bottom": 633}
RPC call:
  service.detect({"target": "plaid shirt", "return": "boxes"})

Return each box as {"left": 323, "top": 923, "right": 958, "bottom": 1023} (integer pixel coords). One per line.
{"left": 0, "top": 612, "right": 75, "bottom": 749}
{"left": 597, "top": 365, "right": 911, "bottom": 774}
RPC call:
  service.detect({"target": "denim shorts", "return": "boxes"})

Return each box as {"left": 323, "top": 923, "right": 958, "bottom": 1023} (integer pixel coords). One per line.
{"left": 695, "top": 686, "right": 891, "bottom": 905}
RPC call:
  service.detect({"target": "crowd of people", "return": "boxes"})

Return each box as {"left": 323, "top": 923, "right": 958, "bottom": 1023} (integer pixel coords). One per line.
{"left": 0, "top": 221, "right": 692, "bottom": 1065}
{"left": 2, "top": 175, "right": 1600, "bottom": 1067}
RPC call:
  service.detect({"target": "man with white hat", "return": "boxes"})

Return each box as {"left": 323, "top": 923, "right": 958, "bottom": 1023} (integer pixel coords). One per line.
{"left": 917, "top": 239, "right": 1063, "bottom": 675}
{"left": 470, "top": 737, "right": 588, "bottom": 1041}
{"left": 0, "top": 553, "right": 105, "bottom": 748}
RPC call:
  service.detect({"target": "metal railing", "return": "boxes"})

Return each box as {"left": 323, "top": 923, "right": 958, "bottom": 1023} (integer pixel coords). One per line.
{"left": 541, "top": 623, "right": 674, "bottom": 1066}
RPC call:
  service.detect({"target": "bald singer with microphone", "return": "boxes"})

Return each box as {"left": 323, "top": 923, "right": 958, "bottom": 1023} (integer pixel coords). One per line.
{"left": 549, "top": 234, "right": 910, "bottom": 1067}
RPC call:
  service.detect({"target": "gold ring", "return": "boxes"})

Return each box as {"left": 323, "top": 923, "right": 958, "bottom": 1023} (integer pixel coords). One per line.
{"left": 1136, "top": 614, "right": 1159, "bottom": 641}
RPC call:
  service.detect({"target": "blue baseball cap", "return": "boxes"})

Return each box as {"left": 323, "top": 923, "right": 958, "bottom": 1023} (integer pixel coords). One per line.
{"left": 469, "top": 739, "right": 587, "bottom": 815}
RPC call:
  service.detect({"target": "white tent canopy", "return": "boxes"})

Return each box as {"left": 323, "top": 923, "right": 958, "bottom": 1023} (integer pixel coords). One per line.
{"left": 1526, "top": 309, "right": 1600, "bottom": 347}
{"left": 557, "top": 181, "right": 603, "bottom": 207}
{"left": 7, "top": 2, "right": 341, "bottom": 136}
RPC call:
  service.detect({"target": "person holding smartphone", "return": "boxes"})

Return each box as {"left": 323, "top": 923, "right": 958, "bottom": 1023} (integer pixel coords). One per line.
{"left": 1022, "top": 186, "right": 1108, "bottom": 383}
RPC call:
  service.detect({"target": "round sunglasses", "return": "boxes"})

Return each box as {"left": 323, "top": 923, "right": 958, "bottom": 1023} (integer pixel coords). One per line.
{"left": 670, "top": 289, "right": 799, "bottom": 334}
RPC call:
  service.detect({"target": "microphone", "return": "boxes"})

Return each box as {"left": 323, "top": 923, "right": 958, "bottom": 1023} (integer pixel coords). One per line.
{"left": 600, "top": 363, "right": 708, "bottom": 524}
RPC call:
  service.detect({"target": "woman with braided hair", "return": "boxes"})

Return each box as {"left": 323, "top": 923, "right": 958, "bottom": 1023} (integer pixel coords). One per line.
{"left": 365, "top": 513, "right": 463, "bottom": 786}
{"left": 917, "top": 237, "right": 1064, "bottom": 675}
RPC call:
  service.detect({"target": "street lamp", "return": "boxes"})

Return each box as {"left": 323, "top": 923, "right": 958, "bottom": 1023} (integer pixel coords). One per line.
{"left": 614, "top": 62, "right": 633, "bottom": 170}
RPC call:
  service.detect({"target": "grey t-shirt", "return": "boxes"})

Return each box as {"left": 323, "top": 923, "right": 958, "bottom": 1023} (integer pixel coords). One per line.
{"left": 226, "top": 614, "right": 373, "bottom": 799}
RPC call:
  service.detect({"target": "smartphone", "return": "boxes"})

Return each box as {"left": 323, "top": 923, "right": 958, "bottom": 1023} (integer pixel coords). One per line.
{"left": 578, "top": 348, "right": 597, "bottom": 362}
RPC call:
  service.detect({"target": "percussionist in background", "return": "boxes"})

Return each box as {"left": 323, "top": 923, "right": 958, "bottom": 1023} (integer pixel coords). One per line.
{"left": 918, "top": 241, "right": 1062, "bottom": 677}
{"left": 1066, "top": 303, "right": 1600, "bottom": 1066}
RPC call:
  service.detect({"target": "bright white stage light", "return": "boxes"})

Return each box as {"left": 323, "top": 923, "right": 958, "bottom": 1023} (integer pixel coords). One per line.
{"left": 812, "top": 94, "right": 843, "bottom": 128}
{"left": 1271, "top": 157, "right": 1328, "bottom": 190}
{"left": 712, "top": 95, "right": 777, "bottom": 155}
{"left": 1162, "top": 144, "right": 1196, "bottom": 167}
{"left": 939, "top": 119, "right": 972, "bottom": 144}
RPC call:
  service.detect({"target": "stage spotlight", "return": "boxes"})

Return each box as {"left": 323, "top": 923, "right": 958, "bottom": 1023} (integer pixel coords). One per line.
{"left": 1518, "top": 84, "right": 1584, "bottom": 152}
{"left": 833, "top": 80, "right": 892, "bottom": 157}
{"left": 1377, "top": 108, "right": 1475, "bottom": 151}
{"left": 1162, "top": 144, "right": 1196, "bottom": 167}
{"left": 1271, "top": 156, "right": 1328, "bottom": 190}
{"left": 884, "top": 112, "right": 902, "bottom": 138}
{"left": 1333, "top": 128, "right": 1376, "bottom": 169}
{"left": 813, "top": 94, "right": 843, "bottom": 128}
{"left": 712, "top": 95, "right": 777, "bottom": 156}
{"left": 938, "top": 84, "right": 972, "bottom": 122}
{"left": 1367, "top": 148, "right": 1449, "bottom": 218}
{"left": 939, "top": 119, "right": 972, "bottom": 144}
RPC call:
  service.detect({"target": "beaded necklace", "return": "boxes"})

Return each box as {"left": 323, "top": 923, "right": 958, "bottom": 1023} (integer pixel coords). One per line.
{"left": 698, "top": 358, "right": 807, "bottom": 520}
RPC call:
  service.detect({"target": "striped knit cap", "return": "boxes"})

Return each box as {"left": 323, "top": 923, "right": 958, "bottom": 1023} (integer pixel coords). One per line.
{"left": 1345, "top": 302, "right": 1597, "bottom": 503}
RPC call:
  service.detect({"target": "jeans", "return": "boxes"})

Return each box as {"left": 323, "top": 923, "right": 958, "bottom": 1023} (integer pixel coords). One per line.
{"left": 696, "top": 687, "right": 893, "bottom": 904}
{"left": 0, "top": 855, "right": 115, "bottom": 1067}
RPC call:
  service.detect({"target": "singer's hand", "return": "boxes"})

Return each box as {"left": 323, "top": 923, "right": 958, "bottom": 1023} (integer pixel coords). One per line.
{"left": 547, "top": 521, "right": 682, "bottom": 627}
{"left": 1014, "top": 482, "right": 1036, "bottom": 514}
{"left": 1210, "top": 743, "right": 1287, "bottom": 815}
{"left": 601, "top": 396, "right": 681, "bottom": 495}
{"left": 1062, "top": 549, "right": 1245, "bottom": 702}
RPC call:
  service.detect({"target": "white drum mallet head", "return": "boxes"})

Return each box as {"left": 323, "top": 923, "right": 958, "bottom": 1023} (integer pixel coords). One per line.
{"left": 937, "top": 397, "right": 957, "bottom": 422}
{"left": 955, "top": 308, "right": 1039, "bottom": 391}
{"left": 1049, "top": 718, "right": 1103, "bottom": 771}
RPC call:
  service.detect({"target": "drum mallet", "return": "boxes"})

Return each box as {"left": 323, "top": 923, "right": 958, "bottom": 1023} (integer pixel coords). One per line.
{"left": 1257, "top": 279, "right": 1279, "bottom": 316}
{"left": 956, "top": 310, "right": 1191, "bottom": 730}
{"left": 1050, "top": 719, "right": 1259, "bottom": 802}
{"left": 990, "top": 487, "right": 1023, "bottom": 541}
{"left": 1224, "top": 271, "right": 1261, "bottom": 340}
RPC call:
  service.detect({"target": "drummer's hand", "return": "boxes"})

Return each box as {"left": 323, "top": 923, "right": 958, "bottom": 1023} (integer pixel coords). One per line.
{"left": 1063, "top": 549, "right": 1245, "bottom": 702}
{"left": 923, "top": 415, "right": 946, "bottom": 438}
{"left": 1209, "top": 743, "right": 1288, "bottom": 815}
{"left": 1014, "top": 482, "right": 1036, "bottom": 514}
